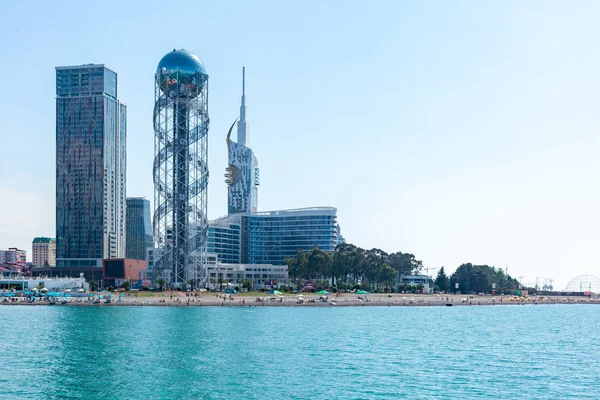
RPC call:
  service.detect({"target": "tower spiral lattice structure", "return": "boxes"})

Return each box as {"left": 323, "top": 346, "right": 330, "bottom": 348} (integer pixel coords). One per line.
{"left": 152, "top": 49, "right": 209, "bottom": 288}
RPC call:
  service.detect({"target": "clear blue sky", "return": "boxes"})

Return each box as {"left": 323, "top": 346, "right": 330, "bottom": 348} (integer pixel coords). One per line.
{"left": 1, "top": 0, "right": 599, "bottom": 289}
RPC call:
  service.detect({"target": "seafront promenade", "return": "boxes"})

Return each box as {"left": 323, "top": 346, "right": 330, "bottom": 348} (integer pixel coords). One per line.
{"left": 2, "top": 292, "right": 599, "bottom": 307}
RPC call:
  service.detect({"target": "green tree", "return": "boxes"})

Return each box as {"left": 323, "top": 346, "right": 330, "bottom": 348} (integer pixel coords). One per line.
{"left": 307, "top": 246, "right": 333, "bottom": 281}
{"left": 434, "top": 267, "right": 449, "bottom": 292}
{"left": 242, "top": 279, "right": 254, "bottom": 291}
{"left": 155, "top": 278, "right": 165, "bottom": 291}
{"left": 294, "top": 278, "right": 305, "bottom": 291}
{"left": 287, "top": 249, "right": 308, "bottom": 280}
{"left": 210, "top": 277, "right": 217, "bottom": 289}
{"left": 450, "top": 263, "right": 521, "bottom": 294}
{"left": 121, "top": 280, "right": 131, "bottom": 291}
{"left": 87, "top": 280, "right": 96, "bottom": 291}
{"left": 379, "top": 265, "right": 398, "bottom": 291}
{"left": 187, "top": 279, "right": 196, "bottom": 291}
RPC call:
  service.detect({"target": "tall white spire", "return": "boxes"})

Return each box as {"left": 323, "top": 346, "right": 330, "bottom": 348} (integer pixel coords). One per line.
{"left": 237, "top": 66, "right": 248, "bottom": 146}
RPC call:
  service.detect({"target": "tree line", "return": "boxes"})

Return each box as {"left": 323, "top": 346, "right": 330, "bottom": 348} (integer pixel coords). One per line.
{"left": 435, "top": 263, "right": 522, "bottom": 294}
{"left": 286, "top": 243, "right": 423, "bottom": 291}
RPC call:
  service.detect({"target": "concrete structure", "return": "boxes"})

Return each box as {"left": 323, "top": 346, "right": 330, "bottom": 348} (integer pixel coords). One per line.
{"left": 153, "top": 49, "right": 209, "bottom": 288}
{"left": 0, "top": 248, "right": 26, "bottom": 269}
{"left": 30, "top": 266, "right": 103, "bottom": 282}
{"left": 56, "top": 64, "right": 126, "bottom": 269}
{"left": 0, "top": 275, "right": 89, "bottom": 291}
{"left": 225, "top": 67, "right": 259, "bottom": 214}
{"left": 207, "top": 263, "right": 286, "bottom": 290}
{"left": 32, "top": 237, "right": 56, "bottom": 267}
{"left": 102, "top": 258, "right": 147, "bottom": 287}
{"left": 125, "top": 198, "right": 153, "bottom": 260}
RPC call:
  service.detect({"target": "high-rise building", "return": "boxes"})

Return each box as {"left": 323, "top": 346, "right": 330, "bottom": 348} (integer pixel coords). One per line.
{"left": 207, "top": 215, "right": 242, "bottom": 264}
{"left": 225, "top": 67, "right": 259, "bottom": 214}
{"left": 0, "top": 248, "right": 27, "bottom": 268}
{"left": 32, "top": 237, "right": 56, "bottom": 267}
{"left": 125, "top": 198, "right": 153, "bottom": 260}
{"left": 55, "top": 64, "right": 126, "bottom": 268}
{"left": 152, "top": 49, "right": 209, "bottom": 287}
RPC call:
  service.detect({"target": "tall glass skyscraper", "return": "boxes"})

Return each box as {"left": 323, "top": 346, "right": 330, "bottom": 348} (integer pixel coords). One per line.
{"left": 126, "top": 198, "right": 153, "bottom": 260}
{"left": 55, "top": 64, "right": 126, "bottom": 268}
{"left": 225, "top": 67, "right": 259, "bottom": 214}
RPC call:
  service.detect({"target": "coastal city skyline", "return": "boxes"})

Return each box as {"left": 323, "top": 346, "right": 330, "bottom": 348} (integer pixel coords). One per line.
{"left": 1, "top": 1, "right": 600, "bottom": 288}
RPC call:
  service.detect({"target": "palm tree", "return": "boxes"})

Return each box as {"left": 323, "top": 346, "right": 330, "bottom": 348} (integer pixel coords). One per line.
{"left": 187, "top": 279, "right": 196, "bottom": 291}
{"left": 121, "top": 280, "right": 131, "bottom": 291}
{"left": 210, "top": 277, "right": 217, "bottom": 290}
{"left": 155, "top": 278, "right": 165, "bottom": 291}
{"left": 87, "top": 280, "right": 96, "bottom": 291}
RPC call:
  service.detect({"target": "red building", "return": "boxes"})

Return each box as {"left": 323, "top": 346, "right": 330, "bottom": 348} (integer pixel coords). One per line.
{"left": 102, "top": 258, "right": 147, "bottom": 287}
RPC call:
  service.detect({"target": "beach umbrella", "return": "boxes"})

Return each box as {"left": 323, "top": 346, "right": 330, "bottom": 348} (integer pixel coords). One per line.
{"left": 78, "top": 289, "right": 85, "bottom": 293}
{"left": 108, "top": 294, "right": 115, "bottom": 298}
{"left": 88, "top": 293, "right": 94, "bottom": 297}
{"left": 316, "top": 290, "right": 330, "bottom": 295}
{"left": 64, "top": 289, "right": 72, "bottom": 293}
{"left": 119, "top": 293, "right": 126, "bottom": 298}
{"left": 268, "top": 290, "right": 283, "bottom": 295}
{"left": 40, "top": 288, "right": 48, "bottom": 292}
{"left": 98, "top": 295, "right": 104, "bottom": 299}
{"left": 356, "top": 290, "right": 369, "bottom": 295}
{"left": 296, "top": 294, "right": 304, "bottom": 297}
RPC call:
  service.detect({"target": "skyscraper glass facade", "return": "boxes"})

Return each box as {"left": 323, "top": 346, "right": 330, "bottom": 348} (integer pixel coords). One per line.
{"left": 208, "top": 208, "right": 337, "bottom": 266}
{"left": 246, "top": 207, "right": 338, "bottom": 265}
{"left": 56, "top": 64, "right": 126, "bottom": 266}
{"left": 207, "top": 215, "right": 242, "bottom": 264}
{"left": 126, "top": 198, "right": 153, "bottom": 260}
{"left": 227, "top": 143, "right": 259, "bottom": 214}
{"left": 226, "top": 67, "right": 259, "bottom": 215}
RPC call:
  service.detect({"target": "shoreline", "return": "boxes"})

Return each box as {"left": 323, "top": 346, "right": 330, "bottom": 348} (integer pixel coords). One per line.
{"left": 2, "top": 294, "right": 599, "bottom": 308}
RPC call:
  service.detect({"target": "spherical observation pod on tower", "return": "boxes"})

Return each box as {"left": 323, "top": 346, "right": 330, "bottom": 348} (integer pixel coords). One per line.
{"left": 153, "top": 48, "right": 210, "bottom": 289}
{"left": 156, "top": 49, "right": 208, "bottom": 98}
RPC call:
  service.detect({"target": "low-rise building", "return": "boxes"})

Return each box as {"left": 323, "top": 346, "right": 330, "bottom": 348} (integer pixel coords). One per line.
{"left": 0, "top": 274, "right": 89, "bottom": 291}
{"left": 207, "top": 263, "right": 287, "bottom": 290}
{"left": 0, "top": 248, "right": 26, "bottom": 269}
{"left": 102, "top": 258, "right": 148, "bottom": 288}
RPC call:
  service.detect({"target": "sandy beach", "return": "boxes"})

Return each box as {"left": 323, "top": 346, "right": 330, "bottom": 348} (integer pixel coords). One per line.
{"left": 2, "top": 292, "right": 600, "bottom": 307}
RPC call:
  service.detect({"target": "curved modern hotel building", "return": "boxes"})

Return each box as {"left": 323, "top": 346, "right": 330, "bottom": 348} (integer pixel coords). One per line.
{"left": 208, "top": 207, "right": 339, "bottom": 267}
{"left": 245, "top": 207, "right": 338, "bottom": 265}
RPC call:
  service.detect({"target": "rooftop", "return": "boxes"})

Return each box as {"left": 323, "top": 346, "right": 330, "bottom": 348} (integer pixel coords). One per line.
{"left": 33, "top": 237, "right": 55, "bottom": 243}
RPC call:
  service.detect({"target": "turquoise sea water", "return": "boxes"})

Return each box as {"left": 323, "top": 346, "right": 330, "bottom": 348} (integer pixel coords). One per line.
{"left": 1, "top": 304, "right": 599, "bottom": 399}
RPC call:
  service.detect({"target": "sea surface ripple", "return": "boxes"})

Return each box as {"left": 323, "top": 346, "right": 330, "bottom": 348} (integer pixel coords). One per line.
{"left": 1, "top": 304, "right": 599, "bottom": 399}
